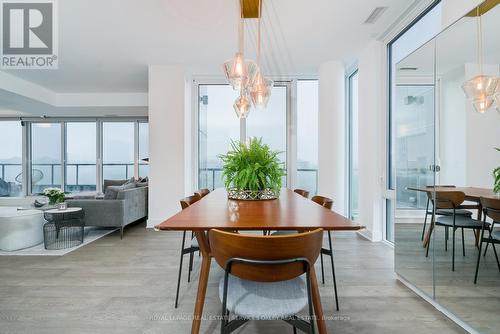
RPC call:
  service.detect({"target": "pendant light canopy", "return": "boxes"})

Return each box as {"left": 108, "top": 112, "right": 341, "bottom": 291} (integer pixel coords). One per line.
{"left": 223, "top": 0, "right": 273, "bottom": 118}
{"left": 462, "top": 6, "right": 498, "bottom": 114}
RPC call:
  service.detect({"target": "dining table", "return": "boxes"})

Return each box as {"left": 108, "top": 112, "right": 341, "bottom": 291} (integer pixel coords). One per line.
{"left": 407, "top": 186, "right": 498, "bottom": 248}
{"left": 155, "top": 188, "right": 365, "bottom": 334}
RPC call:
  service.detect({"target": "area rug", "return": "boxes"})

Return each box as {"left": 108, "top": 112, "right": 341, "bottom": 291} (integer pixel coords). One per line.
{"left": 0, "top": 227, "right": 117, "bottom": 256}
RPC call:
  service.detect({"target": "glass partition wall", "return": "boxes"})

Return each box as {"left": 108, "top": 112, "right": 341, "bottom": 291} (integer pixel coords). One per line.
{"left": 394, "top": 4, "right": 500, "bottom": 333}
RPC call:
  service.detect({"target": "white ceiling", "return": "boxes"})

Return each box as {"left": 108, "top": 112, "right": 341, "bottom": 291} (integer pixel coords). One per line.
{"left": 1, "top": 0, "right": 419, "bottom": 94}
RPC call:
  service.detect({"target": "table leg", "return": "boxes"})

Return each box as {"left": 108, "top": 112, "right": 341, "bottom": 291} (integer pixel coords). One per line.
{"left": 191, "top": 231, "right": 211, "bottom": 334}
{"left": 311, "top": 266, "right": 327, "bottom": 334}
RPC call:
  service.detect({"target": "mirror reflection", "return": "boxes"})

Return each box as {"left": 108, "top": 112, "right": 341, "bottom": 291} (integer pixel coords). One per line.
{"left": 395, "top": 3, "right": 500, "bottom": 334}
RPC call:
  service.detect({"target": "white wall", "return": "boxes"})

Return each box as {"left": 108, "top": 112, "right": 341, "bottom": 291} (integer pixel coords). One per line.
{"left": 357, "top": 40, "right": 385, "bottom": 241}
{"left": 318, "top": 61, "right": 345, "bottom": 214}
{"left": 438, "top": 66, "right": 467, "bottom": 186}
{"left": 148, "top": 65, "right": 192, "bottom": 228}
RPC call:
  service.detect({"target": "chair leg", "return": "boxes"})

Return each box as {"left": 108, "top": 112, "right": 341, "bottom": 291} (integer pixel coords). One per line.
{"left": 483, "top": 223, "right": 495, "bottom": 256}
{"left": 445, "top": 227, "right": 448, "bottom": 252}
{"left": 492, "top": 243, "right": 500, "bottom": 271}
{"left": 293, "top": 327, "right": 297, "bottom": 334}
{"left": 120, "top": 226, "right": 124, "bottom": 240}
{"left": 188, "top": 251, "right": 194, "bottom": 283}
{"left": 474, "top": 226, "right": 487, "bottom": 284}
{"left": 452, "top": 228, "right": 456, "bottom": 272}
{"left": 421, "top": 200, "right": 429, "bottom": 241}
{"left": 175, "top": 231, "right": 187, "bottom": 308}
{"left": 328, "top": 231, "right": 340, "bottom": 311}
{"left": 461, "top": 228, "right": 465, "bottom": 257}
{"left": 320, "top": 252, "right": 325, "bottom": 284}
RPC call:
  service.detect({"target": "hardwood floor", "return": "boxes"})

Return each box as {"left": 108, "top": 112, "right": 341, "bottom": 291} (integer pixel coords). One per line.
{"left": 0, "top": 222, "right": 466, "bottom": 334}
{"left": 396, "top": 222, "right": 500, "bottom": 334}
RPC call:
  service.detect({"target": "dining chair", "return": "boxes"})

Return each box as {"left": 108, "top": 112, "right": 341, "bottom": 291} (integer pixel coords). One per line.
{"left": 420, "top": 185, "right": 474, "bottom": 241}
{"left": 271, "top": 194, "right": 340, "bottom": 311}
{"left": 294, "top": 189, "right": 310, "bottom": 198}
{"left": 311, "top": 195, "right": 339, "bottom": 311}
{"left": 474, "top": 197, "right": 500, "bottom": 283}
{"left": 174, "top": 194, "right": 202, "bottom": 308}
{"left": 209, "top": 228, "right": 323, "bottom": 334}
{"left": 195, "top": 188, "right": 210, "bottom": 198}
{"left": 425, "top": 191, "right": 486, "bottom": 271}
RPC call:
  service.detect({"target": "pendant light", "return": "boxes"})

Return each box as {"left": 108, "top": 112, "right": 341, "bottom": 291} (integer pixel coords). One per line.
{"left": 250, "top": 0, "right": 273, "bottom": 109}
{"left": 223, "top": 17, "right": 257, "bottom": 91}
{"left": 233, "top": 88, "right": 252, "bottom": 118}
{"left": 462, "top": 6, "right": 498, "bottom": 113}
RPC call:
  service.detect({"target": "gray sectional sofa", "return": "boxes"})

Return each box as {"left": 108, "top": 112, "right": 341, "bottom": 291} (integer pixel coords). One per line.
{"left": 67, "top": 179, "right": 148, "bottom": 238}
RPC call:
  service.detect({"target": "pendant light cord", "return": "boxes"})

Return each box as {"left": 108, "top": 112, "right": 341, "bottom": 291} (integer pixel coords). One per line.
{"left": 257, "top": 0, "right": 262, "bottom": 66}
{"left": 476, "top": 6, "right": 483, "bottom": 75}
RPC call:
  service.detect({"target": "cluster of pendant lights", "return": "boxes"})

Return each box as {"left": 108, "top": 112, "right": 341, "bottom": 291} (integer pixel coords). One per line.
{"left": 223, "top": 0, "right": 273, "bottom": 118}
{"left": 461, "top": 6, "right": 499, "bottom": 114}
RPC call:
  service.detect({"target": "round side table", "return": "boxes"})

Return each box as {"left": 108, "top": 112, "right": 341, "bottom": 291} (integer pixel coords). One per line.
{"left": 43, "top": 207, "right": 85, "bottom": 250}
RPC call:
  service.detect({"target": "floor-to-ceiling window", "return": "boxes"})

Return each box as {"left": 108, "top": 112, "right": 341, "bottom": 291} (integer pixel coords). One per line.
{"left": 66, "top": 122, "right": 97, "bottom": 192}
{"left": 246, "top": 84, "right": 288, "bottom": 186}
{"left": 296, "top": 80, "right": 319, "bottom": 195}
{"left": 138, "top": 122, "right": 149, "bottom": 178}
{"left": 102, "top": 122, "right": 135, "bottom": 181}
{"left": 386, "top": 0, "right": 442, "bottom": 242}
{"left": 31, "top": 123, "right": 62, "bottom": 193}
{"left": 0, "top": 121, "right": 23, "bottom": 197}
{"left": 198, "top": 84, "right": 240, "bottom": 190}
{"left": 0, "top": 118, "right": 147, "bottom": 196}
{"left": 348, "top": 71, "right": 359, "bottom": 221}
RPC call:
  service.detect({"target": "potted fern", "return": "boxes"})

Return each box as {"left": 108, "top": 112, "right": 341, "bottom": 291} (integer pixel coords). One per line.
{"left": 218, "top": 138, "right": 286, "bottom": 200}
{"left": 494, "top": 148, "right": 500, "bottom": 194}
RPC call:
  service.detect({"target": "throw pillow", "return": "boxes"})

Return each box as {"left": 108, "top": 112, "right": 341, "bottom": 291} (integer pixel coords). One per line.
{"left": 104, "top": 182, "right": 136, "bottom": 200}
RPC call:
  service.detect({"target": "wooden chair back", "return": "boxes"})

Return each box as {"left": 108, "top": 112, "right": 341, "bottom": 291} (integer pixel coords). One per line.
{"left": 293, "top": 189, "right": 310, "bottom": 198}
{"left": 480, "top": 197, "right": 500, "bottom": 222}
{"left": 427, "top": 191, "right": 465, "bottom": 209}
{"left": 196, "top": 189, "right": 210, "bottom": 198}
{"left": 209, "top": 228, "right": 323, "bottom": 282}
{"left": 311, "top": 195, "right": 333, "bottom": 210}
{"left": 180, "top": 194, "right": 201, "bottom": 210}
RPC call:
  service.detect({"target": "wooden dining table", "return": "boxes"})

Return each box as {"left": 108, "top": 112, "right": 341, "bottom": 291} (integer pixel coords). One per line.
{"left": 155, "top": 188, "right": 364, "bottom": 334}
{"left": 407, "top": 186, "right": 498, "bottom": 247}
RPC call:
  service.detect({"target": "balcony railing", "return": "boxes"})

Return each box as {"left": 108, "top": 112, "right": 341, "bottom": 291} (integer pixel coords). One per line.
{"left": 198, "top": 167, "right": 319, "bottom": 194}
{"left": 0, "top": 163, "right": 147, "bottom": 195}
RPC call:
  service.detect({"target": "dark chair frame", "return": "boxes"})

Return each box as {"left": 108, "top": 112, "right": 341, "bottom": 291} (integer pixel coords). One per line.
{"left": 425, "top": 191, "right": 484, "bottom": 271}
{"left": 221, "top": 257, "right": 316, "bottom": 334}
{"left": 474, "top": 199, "right": 500, "bottom": 284}
{"left": 311, "top": 195, "right": 339, "bottom": 311}
{"left": 420, "top": 185, "right": 476, "bottom": 241}
{"left": 174, "top": 194, "right": 202, "bottom": 308}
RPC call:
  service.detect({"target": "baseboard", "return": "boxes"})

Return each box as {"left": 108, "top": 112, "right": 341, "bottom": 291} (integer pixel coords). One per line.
{"left": 396, "top": 274, "right": 479, "bottom": 334}
{"left": 146, "top": 218, "right": 162, "bottom": 229}
{"left": 357, "top": 229, "right": 373, "bottom": 241}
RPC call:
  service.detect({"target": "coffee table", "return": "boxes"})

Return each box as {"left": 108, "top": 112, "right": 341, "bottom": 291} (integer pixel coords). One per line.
{"left": 43, "top": 207, "right": 85, "bottom": 250}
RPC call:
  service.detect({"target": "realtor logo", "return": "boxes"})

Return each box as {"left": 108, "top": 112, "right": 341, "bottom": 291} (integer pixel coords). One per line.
{"left": 1, "top": 0, "right": 58, "bottom": 69}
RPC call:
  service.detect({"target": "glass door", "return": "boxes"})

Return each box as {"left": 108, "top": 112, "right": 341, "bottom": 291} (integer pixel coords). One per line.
{"left": 393, "top": 40, "right": 437, "bottom": 298}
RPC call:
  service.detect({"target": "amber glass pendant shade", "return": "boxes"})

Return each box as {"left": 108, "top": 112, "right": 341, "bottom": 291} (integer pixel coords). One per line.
{"left": 462, "top": 75, "right": 498, "bottom": 100}
{"left": 233, "top": 93, "right": 252, "bottom": 118}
